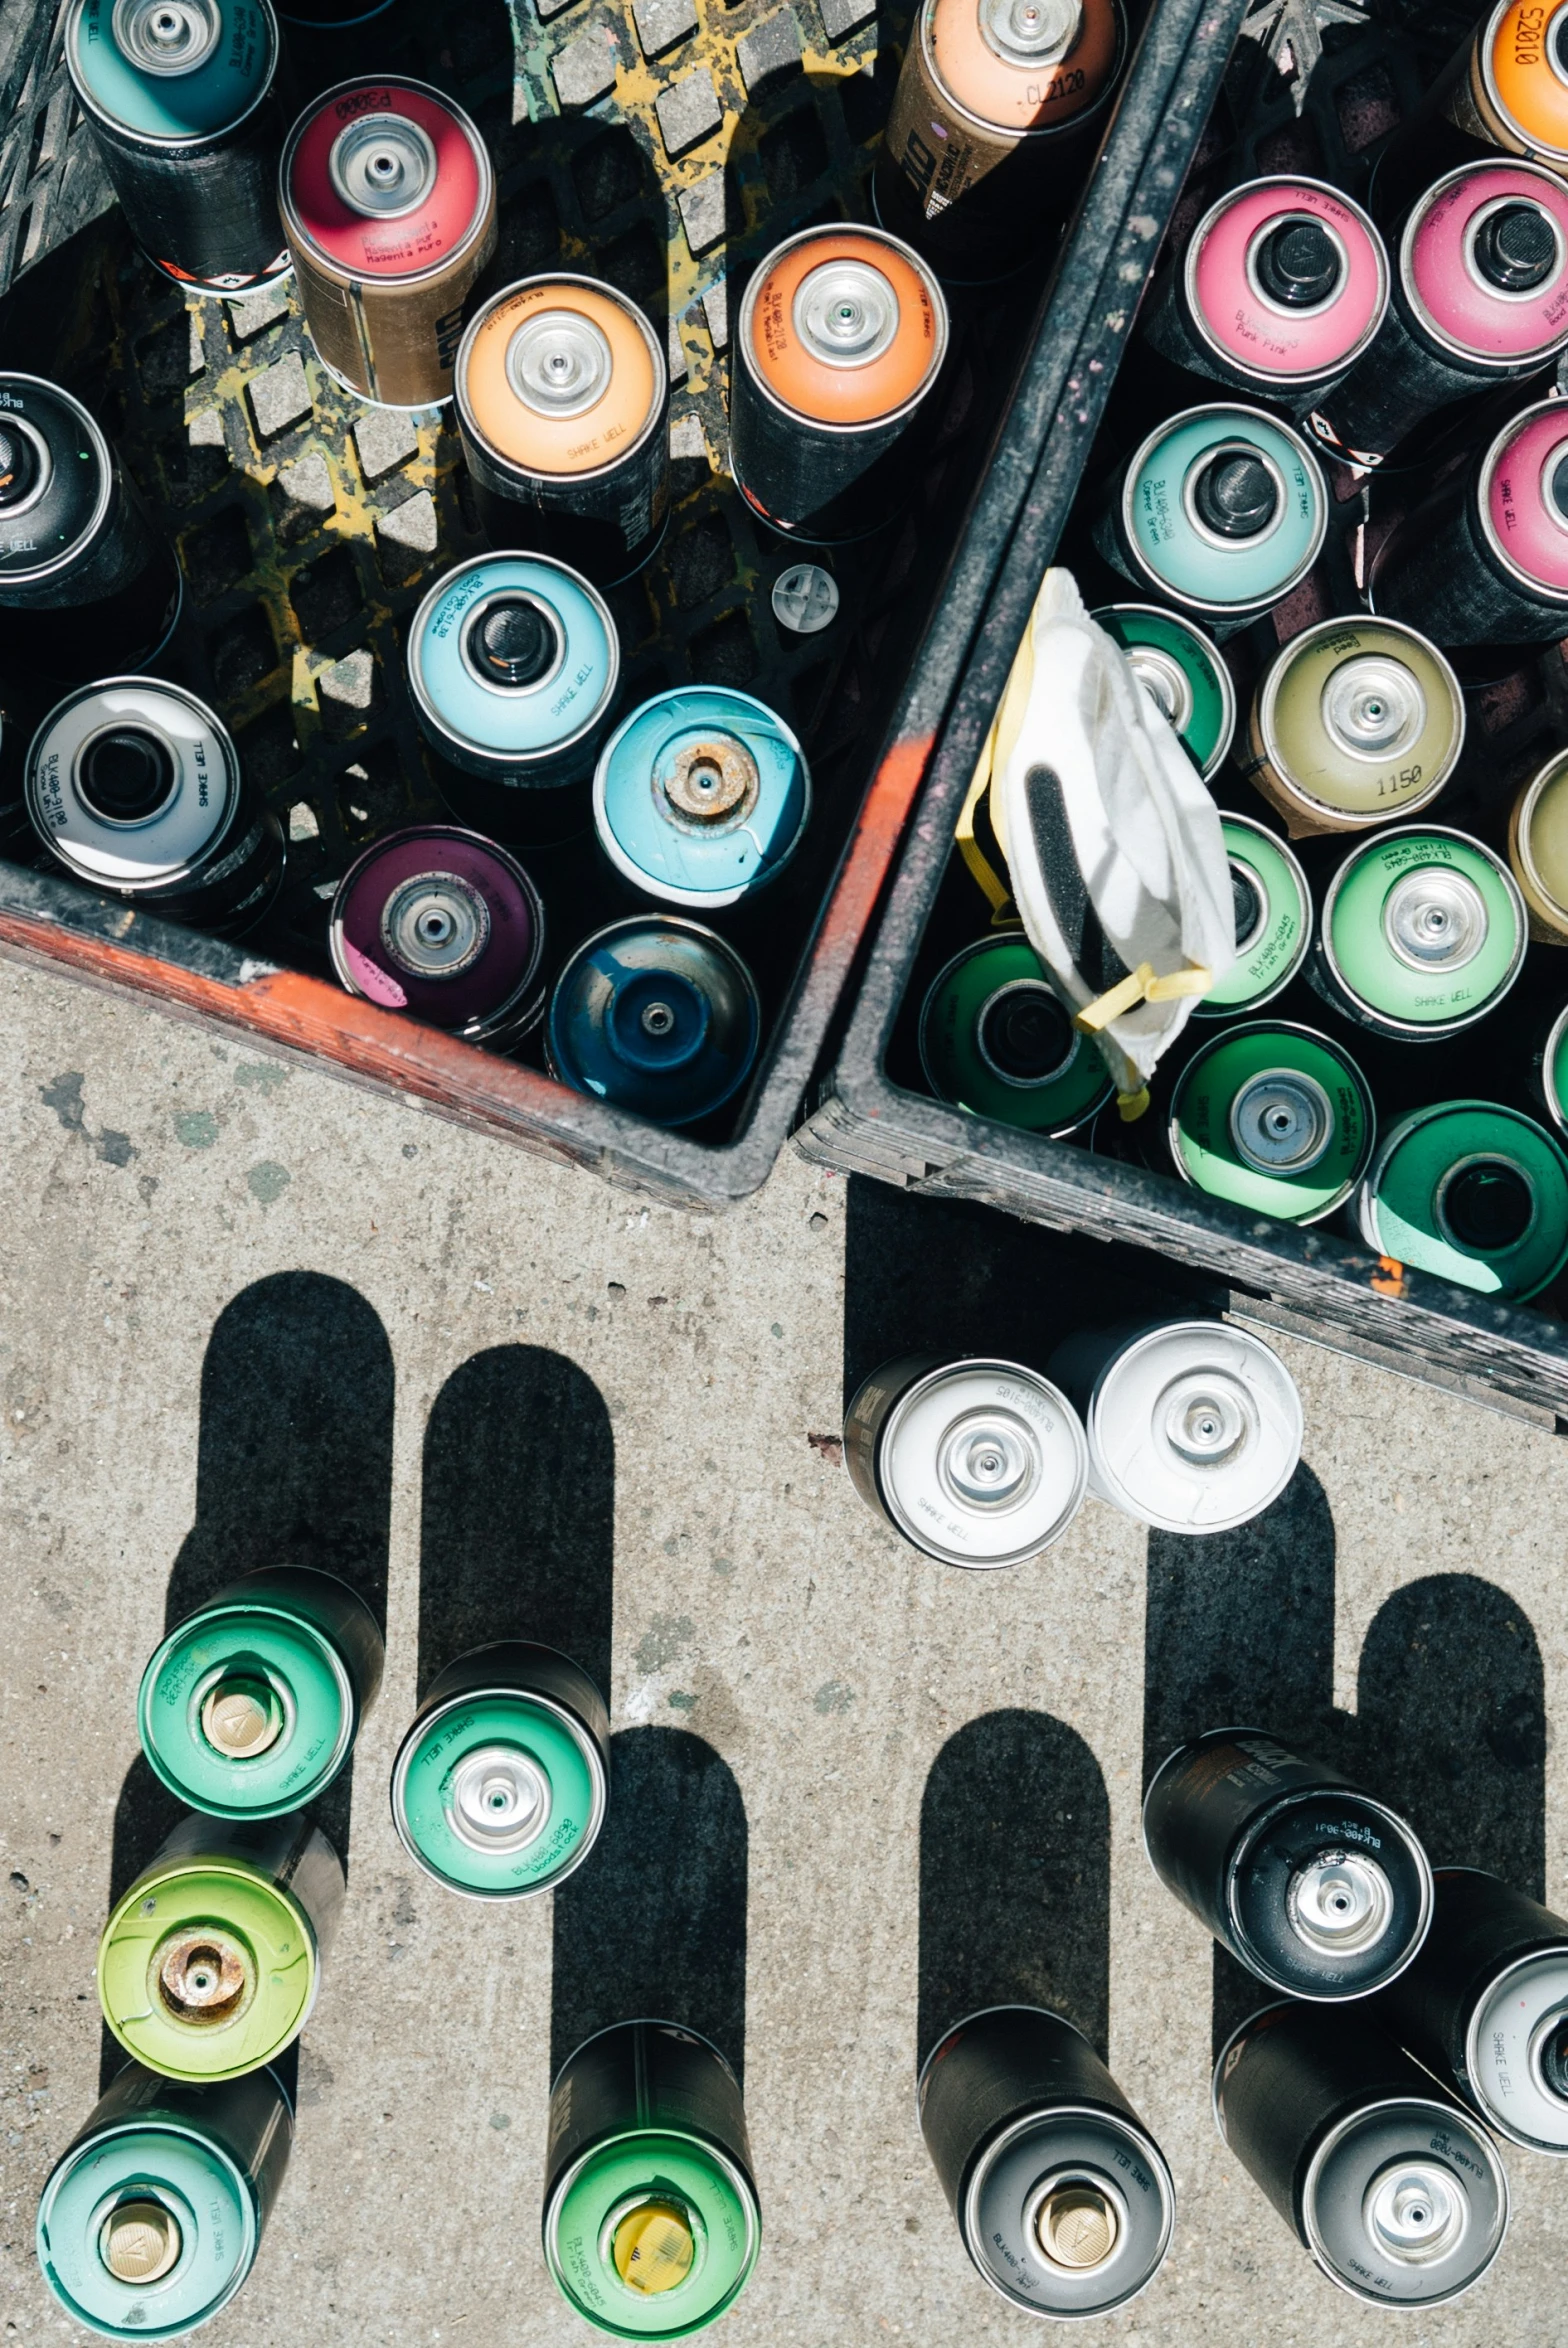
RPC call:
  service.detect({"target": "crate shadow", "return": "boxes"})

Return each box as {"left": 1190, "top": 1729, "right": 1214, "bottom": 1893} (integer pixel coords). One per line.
{"left": 415, "top": 1344, "right": 615, "bottom": 1704}
{"left": 918, "top": 1709, "right": 1110, "bottom": 2071}
{"left": 550, "top": 1725, "right": 747, "bottom": 2084}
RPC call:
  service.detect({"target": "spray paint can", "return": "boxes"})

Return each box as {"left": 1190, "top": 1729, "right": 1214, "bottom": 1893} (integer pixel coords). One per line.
{"left": 1091, "top": 604, "right": 1235, "bottom": 781}
{"left": 390, "top": 1640, "right": 610, "bottom": 1900}
{"left": 547, "top": 916, "right": 761, "bottom": 1127}
{"left": 1536, "top": 1002, "right": 1568, "bottom": 1132}
{"left": 876, "top": 0, "right": 1127, "bottom": 278}
{"left": 65, "top": 0, "right": 288, "bottom": 296}
{"left": 25, "top": 678, "right": 283, "bottom": 934}
{"left": 544, "top": 2020, "right": 761, "bottom": 2339}
{"left": 730, "top": 226, "right": 949, "bottom": 541}
{"left": 1168, "top": 1022, "right": 1375, "bottom": 1227}
{"left": 1374, "top": 1868, "right": 1568, "bottom": 2155}
{"left": 1311, "top": 827, "right": 1527, "bottom": 1041}
{"left": 593, "top": 687, "right": 810, "bottom": 911}
{"left": 35, "top": 2062, "right": 292, "bottom": 2340}
{"left": 1509, "top": 747, "right": 1568, "bottom": 942}
{"left": 98, "top": 1811, "right": 345, "bottom": 2083}
{"left": 1317, "top": 163, "right": 1568, "bottom": 466}
{"left": 1244, "top": 619, "right": 1464, "bottom": 841}
{"left": 1356, "top": 1100, "right": 1568, "bottom": 1300}
{"left": 456, "top": 276, "right": 669, "bottom": 587}
{"left": 1145, "top": 1729, "right": 1434, "bottom": 1998}
{"left": 1214, "top": 1999, "right": 1509, "bottom": 2307}
{"left": 407, "top": 552, "right": 620, "bottom": 844}
{"left": 1092, "top": 405, "right": 1328, "bottom": 635}
{"left": 1427, "top": 0, "right": 1568, "bottom": 177}
{"left": 0, "top": 375, "right": 181, "bottom": 680}
{"left": 138, "top": 1568, "right": 384, "bottom": 1821}
{"left": 918, "top": 933, "right": 1113, "bottom": 1133}
{"left": 1140, "top": 178, "right": 1388, "bottom": 421}
{"left": 280, "top": 79, "right": 496, "bottom": 410}
{"left": 842, "top": 1354, "right": 1088, "bottom": 1568}
{"left": 1372, "top": 396, "right": 1568, "bottom": 646}
{"left": 1195, "top": 815, "right": 1311, "bottom": 1019}
{"left": 918, "top": 2006, "right": 1174, "bottom": 2318}
{"left": 1048, "top": 1320, "right": 1302, "bottom": 1534}
{"left": 329, "top": 825, "right": 545, "bottom": 1049}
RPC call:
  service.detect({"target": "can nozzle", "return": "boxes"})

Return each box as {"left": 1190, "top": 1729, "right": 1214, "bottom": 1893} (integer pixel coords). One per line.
{"left": 100, "top": 2199, "right": 182, "bottom": 2284}
{"left": 1437, "top": 1158, "right": 1536, "bottom": 1253}
{"left": 0, "top": 424, "right": 39, "bottom": 509}
{"left": 200, "top": 1674, "right": 284, "bottom": 1759}
{"left": 976, "top": 981, "right": 1075, "bottom": 1084}
{"left": 76, "top": 728, "right": 178, "bottom": 825}
{"left": 156, "top": 1925, "right": 253, "bottom": 2024}
{"left": 1192, "top": 450, "right": 1278, "bottom": 540}
{"left": 1474, "top": 202, "right": 1558, "bottom": 293}
{"left": 1254, "top": 217, "right": 1341, "bottom": 309}
{"left": 467, "top": 597, "right": 561, "bottom": 690}
{"left": 1033, "top": 2183, "right": 1120, "bottom": 2271}
{"left": 612, "top": 2199, "right": 696, "bottom": 2294}
{"left": 659, "top": 734, "right": 759, "bottom": 826}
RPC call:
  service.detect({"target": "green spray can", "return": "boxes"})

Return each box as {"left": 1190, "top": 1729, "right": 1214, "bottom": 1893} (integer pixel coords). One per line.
{"left": 97, "top": 1811, "right": 345, "bottom": 2084}
{"left": 1357, "top": 1101, "right": 1568, "bottom": 1299}
{"left": 544, "top": 2020, "right": 761, "bottom": 2338}
{"left": 390, "top": 1640, "right": 610, "bottom": 1899}
{"left": 1197, "top": 814, "right": 1312, "bottom": 1020}
{"left": 1312, "top": 826, "right": 1527, "bottom": 1040}
{"left": 138, "top": 1567, "right": 384, "bottom": 1820}
{"left": 1169, "top": 1021, "right": 1375, "bottom": 1225}
{"left": 1092, "top": 603, "right": 1236, "bottom": 779}
{"left": 36, "top": 2061, "right": 292, "bottom": 2339}
{"left": 918, "top": 935, "right": 1112, "bottom": 1137}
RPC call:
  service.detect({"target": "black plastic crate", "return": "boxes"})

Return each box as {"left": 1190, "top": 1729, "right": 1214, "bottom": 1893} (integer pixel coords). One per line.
{"left": 798, "top": 0, "right": 1568, "bottom": 1424}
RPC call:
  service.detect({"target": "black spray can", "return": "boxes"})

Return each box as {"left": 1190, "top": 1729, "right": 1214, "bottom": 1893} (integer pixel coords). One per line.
{"left": 1372, "top": 395, "right": 1568, "bottom": 645}
{"left": 0, "top": 375, "right": 182, "bottom": 681}
{"left": 1215, "top": 2000, "right": 1509, "bottom": 2308}
{"left": 918, "top": 2006, "right": 1175, "bottom": 2319}
{"left": 1143, "top": 1728, "right": 1433, "bottom": 1999}
{"left": 65, "top": 0, "right": 289, "bottom": 296}
{"left": 1374, "top": 1867, "right": 1568, "bottom": 2156}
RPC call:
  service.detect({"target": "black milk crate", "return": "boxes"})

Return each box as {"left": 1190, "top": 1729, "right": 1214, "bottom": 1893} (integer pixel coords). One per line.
{"left": 797, "top": 0, "right": 1568, "bottom": 1424}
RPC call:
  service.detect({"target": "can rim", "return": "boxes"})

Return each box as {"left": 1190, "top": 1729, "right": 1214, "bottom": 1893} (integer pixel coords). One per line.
{"left": 1300, "top": 2091, "right": 1509, "bottom": 2307}
{"left": 1252, "top": 615, "right": 1464, "bottom": 828}
{"left": 734, "top": 222, "right": 949, "bottom": 438}
{"left": 1180, "top": 176, "right": 1389, "bottom": 390}
{"left": 328, "top": 823, "right": 547, "bottom": 1042}
{"left": 1116, "top": 403, "right": 1328, "bottom": 618}
{"left": 407, "top": 550, "right": 622, "bottom": 774}
{"left": 24, "top": 673, "right": 245, "bottom": 894}
{"left": 1542, "top": 1001, "right": 1568, "bottom": 1134}
{"left": 388, "top": 1677, "right": 610, "bottom": 1899}
{"left": 1478, "top": 0, "right": 1568, "bottom": 163}
{"left": 591, "top": 686, "right": 812, "bottom": 912}
{"left": 1317, "top": 824, "right": 1529, "bottom": 1038}
{"left": 1166, "top": 1019, "right": 1375, "bottom": 1223}
{"left": 1462, "top": 1939, "right": 1568, "bottom": 2149}
{"left": 0, "top": 373, "right": 115, "bottom": 588}
{"left": 1400, "top": 160, "right": 1568, "bottom": 369}
{"left": 874, "top": 1354, "right": 1089, "bottom": 1568}
{"left": 65, "top": 0, "right": 281, "bottom": 151}
{"left": 914, "top": 0, "right": 1129, "bottom": 148}
{"left": 454, "top": 274, "right": 669, "bottom": 486}
{"left": 1192, "top": 815, "right": 1311, "bottom": 1016}
{"left": 1093, "top": 600, "right": 1237, "bottom": 779}
{"left": 1225, "top": 1784, "right": 1434, "bottom": 1999}
{"left": 960, "top": 2097, "right": 1175, "bottom": 2320}
{"left": 279, "top": 77, "right": 495, "bottom": 286}
{"left": 1475, "top": 395, "right": 1568, "bottom": 605}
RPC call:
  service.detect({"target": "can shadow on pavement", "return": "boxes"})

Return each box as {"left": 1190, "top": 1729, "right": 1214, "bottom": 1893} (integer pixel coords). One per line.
{"left": 550, "top": 1727, "right": 749, "bottom": 2085}
{"left": 416, "top": 1344, "right": 615, "bottom": 1703}
{"left": 1143, "top": 1467, "right": 1547, "bottom": 2059}
{"left": 918, "top": 1711, "right": 1110, "bottom": 2070}
{"left": 101, "top": 1271, "right": 395, "bottom": 2089}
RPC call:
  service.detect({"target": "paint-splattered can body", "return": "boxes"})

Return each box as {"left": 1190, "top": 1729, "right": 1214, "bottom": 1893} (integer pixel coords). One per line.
{"left": 139, "top": 1567, "right": 384, "bottom": 1820}
{"left": 390, "top": 1640, "right": 610, "bottom": 1900}
{"left": 1245, "top": 618, "right": 1464, "bottom": 838}
{"left": 730, "top": 225, "right": 949, "bottom": 541}
{"left": 98, "top": 1810, "right": 346, "bottom": 2083}
{"left": 1197, "top": 815, "right": 1311, "bottom": 1018}
{"left": 1048, "top": 1319, "right": 1302, "bottom": 1533}
{"left": 1318, "top": 163, "right": 1568, "bottom": 464}
{"left": 544, "top": 2020, "right": 761, "bottom": 2339}
{"left": 1509, "top": 747, "right": 1568, "bottom": 942}
{"left": 1372, "top": 397, "right": 1568, "bottom": 645}
{"left": 330, "top": 824, "right": 546, "bottom": 1047}
{"left": 919, "top": 2006, "right": 1174, "bottom": 2318}
{"left": 456, "top": 276, "right": 669, "bottom": 586}
{"left": 280, "top": 78, "right": 496, "bottom": 409}
{"left": 1146, "top": 1728, "right": 1433, "bottom": 2000}
{"left": 25, "top": 677, "right": 283, "bottom": 933}
{"left": 876, "top": 0, "right": 1127, "bottom": 277}
{"left": 843, "top": 1353, "right": 1088, "bottom": 1568}
{"left": 1311, "top": 827, "right": 1527, "bottom": 1040}
{"left": 1375, "top": 1868, "right": 1568, "bottom": 2154}
{"left": 1140, "top": 177, "right": 1388, "bottom": 419}
{"left": 1356, "top": 1100, "right": 1568, "bottom": 1299}
{"left": 1092, "top": 404, "right": 1328, "bottom": 634}
{"left": 1168, "top": 1021, "right": 1375, "bottom": 1226}
{"left": 547, "top": 915, "right": 761, "bottom": 1127}
{"left": 594, "top": 686, "right": 810, "bottom": 910}
{"left": 919, "top": 932, "right": 1113, "bottom": 1133}
{"left": 65, "top": 0, "right": 288, "bottom": 296}
{"left": 1092, "top": 603, "right": 1235, "bottom": 780}
{"left": 0, "top": 374, "right": 181, "bottom": 680}
{"left": 1214, "top": 1999, "right": 1509, "bottom": 2307}
{"left": 36, "top": 2061, "right": 293, "bottom": 2340}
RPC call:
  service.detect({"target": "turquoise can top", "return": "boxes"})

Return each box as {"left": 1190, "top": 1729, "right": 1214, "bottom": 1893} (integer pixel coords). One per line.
{"left": 408, "top": 553, "right": 619, "bottom": 778}
{"left": 1360, "top": 1102, "right": 1568, "bottom": 1299}
{"left": 37, "top": 2115, "right": 257, "bottom": 2338}
{"left": 1121, "top": 405, "right": 1327, "bottom": 615}
{"left": 67, "top": 0, "right": 277, "bottom": 145}
{"left": 391, "top": 1686, "right": 607, "bottom": 1898}
{"left": 594, "top": 687, "right": 810, "bottom": 910}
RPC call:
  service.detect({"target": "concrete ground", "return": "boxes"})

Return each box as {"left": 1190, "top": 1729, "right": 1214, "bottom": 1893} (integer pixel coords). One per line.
{"left": 2, "top": 953, "right": 1568, "bottom": 2347}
